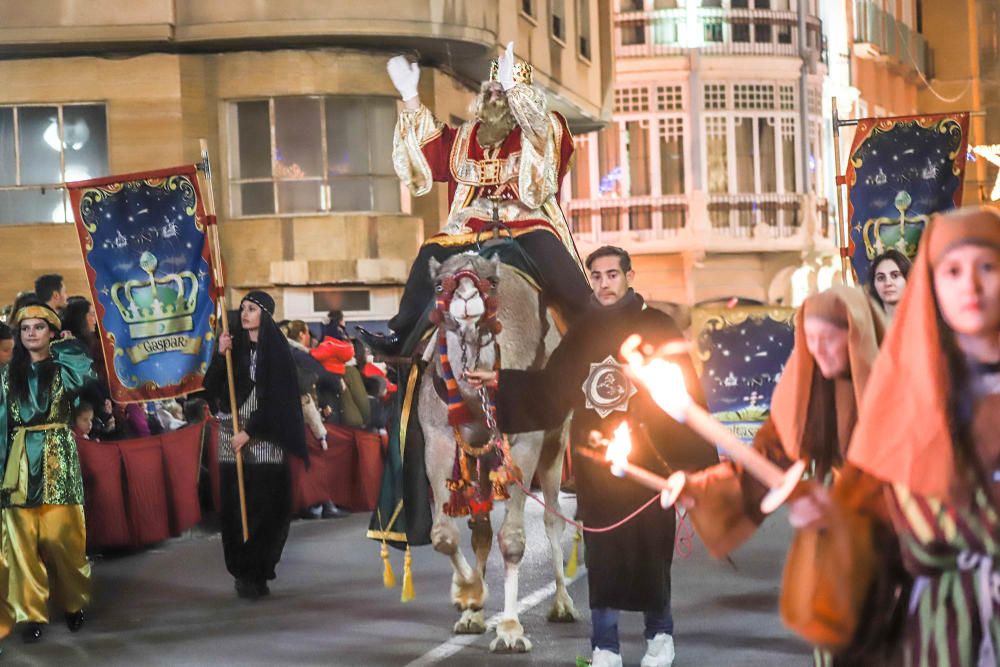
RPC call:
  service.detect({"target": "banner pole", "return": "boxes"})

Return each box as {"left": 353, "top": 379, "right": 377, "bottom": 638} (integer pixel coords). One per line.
{"left": 831, "top": 97, "right": 851, "bottom": 284}
{"left": 198, "top": 138, "right": 250, "bottom": 543}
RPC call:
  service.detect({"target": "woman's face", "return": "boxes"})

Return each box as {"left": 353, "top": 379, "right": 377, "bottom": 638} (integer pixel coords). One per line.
{"left": 803, "top": 316, "right": 850, "bottom": 379}
{"left": 86, "top": 304, "right": 98, "bottom": 332}
{"left": 240, "top": 300, "right": 262, "bottom": 331}
{"left": 873, "top": 258, "right": 907, "bottom": 306}
{"left": 933, "top": 244, "right": 1000, "bottom": 337}
{"left": 19, "top": 318, "right": 54, "bottom": 353}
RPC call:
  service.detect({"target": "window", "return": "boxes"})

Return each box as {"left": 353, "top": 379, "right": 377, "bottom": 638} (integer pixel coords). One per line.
{"left": 572, "top": 137, "right": 592, "bottom": 200}
{"left": 312, "top": 289, "right": 371, "bottom": 313}
{"left": 577, "top": 0, "right": 592, "bottom": 59}
{"left": 705, "top": 116, "right": 729, "bottom": 194}
{"left": 656, "top": 86, "right": 684, "bottom": 111}
{"left": 521, "top": 0, "right": 534, "bottom": 17}
{"left": 0, "top": 104, "right": 108, "bottom": 224}
{"left": 597, "top": 124, "right": 623, "bottom": 197}
{"left": 620, "top": 20, "right": 646, "bottom": 45}
{"left": 659, "top": 118, "right": 685, "bottom": 194}
{"left": 552, "top": 0, "right": 566, "bottom": 42}
{"left": 625, "top": 121, "right": 650, "bottom": 196}
{"left": 615, "top": 87, "right": 650, "bottom": 113}
{"left": 227, "top": 95, "right": 399, "bottom": 217}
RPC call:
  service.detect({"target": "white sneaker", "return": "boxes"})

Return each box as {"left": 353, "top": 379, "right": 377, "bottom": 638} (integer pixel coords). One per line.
{"left": 591, "top": 647, "right": 624, "bottom": 667}
{"left": 640, "top": 633, "right": 675, "bottom": 667}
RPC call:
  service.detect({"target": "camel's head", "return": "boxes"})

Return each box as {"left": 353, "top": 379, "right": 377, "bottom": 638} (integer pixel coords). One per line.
{"left": 428, "top": 253, "right": 502, "bottom": 335}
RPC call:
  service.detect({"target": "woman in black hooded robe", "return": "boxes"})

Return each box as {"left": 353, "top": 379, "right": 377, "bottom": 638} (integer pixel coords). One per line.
{"left": 204, "top": 291, "right": 308, "bottom": 599}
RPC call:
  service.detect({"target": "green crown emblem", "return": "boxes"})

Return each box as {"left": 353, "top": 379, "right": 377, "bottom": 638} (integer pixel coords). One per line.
{"left": 861, "top": 190, "right": 929, "bottom": 260}
{"left": 111, "top": 251, "right": 198, "bottom": 338}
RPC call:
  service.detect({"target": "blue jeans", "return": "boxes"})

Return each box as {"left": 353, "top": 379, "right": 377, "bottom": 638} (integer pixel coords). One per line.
{"left": 590, "top": 605, "right": 674, "bottom": 654}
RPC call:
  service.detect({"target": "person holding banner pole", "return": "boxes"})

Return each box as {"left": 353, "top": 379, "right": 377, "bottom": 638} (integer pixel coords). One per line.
{"left": 204, "top": 292, "right": 308, "bottom": 600}
{"left": 0, "top": 302, "right": 95, "bottom": 643}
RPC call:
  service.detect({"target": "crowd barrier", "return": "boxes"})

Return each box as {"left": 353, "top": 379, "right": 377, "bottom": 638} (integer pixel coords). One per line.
{"left": 77, "top": 419, "right": 385, "bottom": 552}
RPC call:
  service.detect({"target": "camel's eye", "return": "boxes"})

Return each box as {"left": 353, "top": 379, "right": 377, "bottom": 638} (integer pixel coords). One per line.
{"left": 435, "top": 283, "right": 444, "bottom": 293}
{"left": 488, "top": 277, "right": 499, "bottom": 288}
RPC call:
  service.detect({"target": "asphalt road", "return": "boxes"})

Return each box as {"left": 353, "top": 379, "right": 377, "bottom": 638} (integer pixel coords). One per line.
{"left": 0, "top": 494, "right": 811, "bottom": 666}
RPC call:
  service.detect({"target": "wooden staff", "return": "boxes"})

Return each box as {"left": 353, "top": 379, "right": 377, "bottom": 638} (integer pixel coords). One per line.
{"left": 831, "top": 96, "right": 852, "bottom": 284}
{"left": 198, "top": 138, "right": 249, "bottom": 542}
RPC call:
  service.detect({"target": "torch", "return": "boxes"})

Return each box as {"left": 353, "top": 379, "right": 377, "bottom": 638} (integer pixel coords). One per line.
{"left": 594, "top": 423, "right": 685, "bottom": 509}
{"left": 620, "top": 335, "right": 805, "bottom": 515}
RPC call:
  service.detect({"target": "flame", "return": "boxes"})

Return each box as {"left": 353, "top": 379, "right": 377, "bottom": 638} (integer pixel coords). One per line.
{"left": 621, "top": 334, "right": 692, "bottom": 422}
{"left": 605, "top": 422, "right": 633, "bottom": 470}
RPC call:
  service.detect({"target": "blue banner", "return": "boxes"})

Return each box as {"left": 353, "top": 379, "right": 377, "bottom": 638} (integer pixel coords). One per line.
{"left": 692, "top": 306, "right": 795, "bottom": 443}
{"left": 70, "top": 165, "right": 217, "bottom": 402}
{"left": 846, "top": 113, "right": 969, "bottom": 285}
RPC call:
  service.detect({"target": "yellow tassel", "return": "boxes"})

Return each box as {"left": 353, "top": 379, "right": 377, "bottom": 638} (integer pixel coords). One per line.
{"left": 401, "top": 545, "right": 415, "bottom": 602}
{"left": 381, "top": 542, "right": 397, "bottom": 589}
{"left": 565, "top": 529, "right": 581, "bottom": 577}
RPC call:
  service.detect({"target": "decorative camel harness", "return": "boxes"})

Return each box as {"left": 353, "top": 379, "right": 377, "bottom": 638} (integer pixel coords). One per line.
{"left": 429, "top": 267, "right": 522, "bottom": 518}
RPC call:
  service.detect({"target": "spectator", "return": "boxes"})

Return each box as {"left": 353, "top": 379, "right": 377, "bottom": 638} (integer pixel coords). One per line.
{"left": 72, "top": 401, "right": 96, "bottom": 440}
{"left": 153, "top": 400, "right": 186, "bottom": 432}
{"left": 285, "top": 320, "right": 342, "bottom": 424}
{"left": 182, "top": 398, "right": 209, "bottom": 424}
{"left": 12, "top": 291, "right": 38, "bottom": 317}
{"left": 61, "top": 297, "right": 113, "bottom": 433}
{"left": 34, "top": 274, "right": 68, "bottom": 314}
{"left": 311, "top": 337, "right": 370, "bottom": 429}
{"left": 321, "top": 309, "right": 348, "bottom": 341}
{"left": 0, "top": 322, "right": 12, "bottom": 367}
{"left": 866, "top": 249, "right": 911, "bottom": 321}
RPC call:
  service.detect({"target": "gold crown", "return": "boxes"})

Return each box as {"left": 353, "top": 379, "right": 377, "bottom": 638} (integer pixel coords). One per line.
{"left": 110, "top": 251, "right": 199, "bottom": 339}
{"left": 489, "top": 59, "right": 533, "bottom": 86}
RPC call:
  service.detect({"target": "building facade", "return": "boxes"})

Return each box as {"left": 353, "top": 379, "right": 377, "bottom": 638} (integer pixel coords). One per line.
{"left": 0, "top": 0, "right": 613, "bottom": 324}
{"left": 568, "top": 0, "right": 932, "bottom": 308}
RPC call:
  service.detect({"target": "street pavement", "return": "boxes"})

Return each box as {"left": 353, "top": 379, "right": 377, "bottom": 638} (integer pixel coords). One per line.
{"left": 0, "top": 494, "right": 811, "bottom": 666}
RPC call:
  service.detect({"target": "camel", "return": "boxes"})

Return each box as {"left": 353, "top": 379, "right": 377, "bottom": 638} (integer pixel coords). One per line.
{"left": 417, "top": 252, "right": 578, "bottom": 653}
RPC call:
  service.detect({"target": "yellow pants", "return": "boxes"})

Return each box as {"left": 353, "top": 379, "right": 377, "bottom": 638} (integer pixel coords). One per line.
{"left": 3, "top": 504, "right": 91, "bottom": 624}
{"left": 0, "top": 512, "right": 12, "bottom": 638}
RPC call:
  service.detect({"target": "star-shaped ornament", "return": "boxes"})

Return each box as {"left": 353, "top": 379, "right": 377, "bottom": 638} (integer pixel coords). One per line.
{"left": 581, "top": 355, "right": 638, "bottom": 418}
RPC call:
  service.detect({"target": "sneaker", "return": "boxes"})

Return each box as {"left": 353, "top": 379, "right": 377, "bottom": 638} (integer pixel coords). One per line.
{"left": 591, "top": 648, "right": 623, "bottom": 667}
{"left": 640, "top": 633, "right": 675, "bottom": 667}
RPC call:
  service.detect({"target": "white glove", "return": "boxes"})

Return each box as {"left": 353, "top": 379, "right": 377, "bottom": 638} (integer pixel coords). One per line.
{"left": 387, "top": 56, "right": 420, "bottom": 102}
{"left": 497, "top": 41, "right": 516, "bottom": 91}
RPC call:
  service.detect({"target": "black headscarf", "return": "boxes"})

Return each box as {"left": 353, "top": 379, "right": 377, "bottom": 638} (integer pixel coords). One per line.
{"left": 224, "top": 291, "right": 308, "bottom": 464}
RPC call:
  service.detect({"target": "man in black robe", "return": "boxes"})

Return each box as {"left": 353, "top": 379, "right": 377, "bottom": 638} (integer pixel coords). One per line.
{"left": 467, "top": 246, "right": 717, "bottom": 667}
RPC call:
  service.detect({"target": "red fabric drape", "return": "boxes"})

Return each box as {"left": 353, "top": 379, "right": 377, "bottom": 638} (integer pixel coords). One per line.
{"left": 77, "top": 438, "right": 131, "bottom": 549}
{"left": 119, "top": 437, "right": 172, "bottom": 547}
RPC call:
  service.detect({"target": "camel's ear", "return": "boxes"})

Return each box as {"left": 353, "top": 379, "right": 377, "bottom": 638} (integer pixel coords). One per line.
{"left": 428, "top": 257, "right": 441, "bottom": 279}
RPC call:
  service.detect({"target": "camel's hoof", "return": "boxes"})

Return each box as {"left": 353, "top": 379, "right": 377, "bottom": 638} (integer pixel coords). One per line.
{"left": 490, "top": 618, "right": 532, "bottom": 653}
{"left": 453, "top": 609, "right": 487, "bottom": 635}
{"left": 547, "top": 597, "right": 580, "bottom": 623}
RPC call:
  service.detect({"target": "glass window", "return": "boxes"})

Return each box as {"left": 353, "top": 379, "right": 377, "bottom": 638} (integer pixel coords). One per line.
{"left": 572, "top": 138, "right": 592, "bottom": 199}
{"left": 597, "top": 124, "right": 623, "bottom": 197}
{"left": 577, "top": 0, "right": 592, "bottom": 59}
{"left": 522, "top": 0, "right": 534, "bottom": 16}
{"left": 552, "top": 0, "right": 566, "bottom": 41}
{"left": 705, "top": 117, "right": 729, "bottom": 194}
{"left": 625, "top": 121, "right": 650, "bottom": 196}
{"left": 312, "top": 289, "right": 371, "bottom": 313}
{"left": 758, "top": 118, "right": 777, "bottom": 192}
{"left": 734, "top": 117, "right": 755, "bottom": 192}
{"left": 659, "top": 119, "right": 685, "bottom": 194}
{"left": 781, "top": 118, "right": 796, "bottom": 193}
{"left": 0, "top": 103, "right": 108, "bottom": 224}
{"left": 228, "top": 95, "right": 400, "bottom": 216}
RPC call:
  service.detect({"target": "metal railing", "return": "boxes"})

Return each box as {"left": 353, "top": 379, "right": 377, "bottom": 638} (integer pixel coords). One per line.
{"left": 852, "top": 0, "right": 928, "bottom": 75}
{"left": 568, "top": 194, "right": 688, "bottom": 244}
{"left": 614, "top": 7, "right": 824, "bottom": 60}
{"left": 706, "top": 193, "right": 802, "bottom": 239}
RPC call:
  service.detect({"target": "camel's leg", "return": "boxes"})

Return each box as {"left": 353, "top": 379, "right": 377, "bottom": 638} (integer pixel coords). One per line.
{"left": 539, "top": 429, "right": 579, "bottom": 623}
{"left": 422, "top": 404, "right": 489, "bottom": 634}
{"left": 489, "top": 433, "right": 542, "bottom": 653}
{"left": 469, "top": 514, "right": 493, "bottom": 578}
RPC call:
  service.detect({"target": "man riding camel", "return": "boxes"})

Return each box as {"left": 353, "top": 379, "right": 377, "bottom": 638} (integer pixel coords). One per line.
{"left": 358, "top": 43, "right": 591, "bottom": 356}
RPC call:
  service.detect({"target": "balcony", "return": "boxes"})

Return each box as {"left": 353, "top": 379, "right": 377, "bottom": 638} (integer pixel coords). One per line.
{"left": 615, "top": 7, "right": 824, "bottom": 61}
{"left": 853, "top": 0, "right": 929, "bottom": 77}
{"left": 569, "top": 193, "right": 833, "bottom": 253}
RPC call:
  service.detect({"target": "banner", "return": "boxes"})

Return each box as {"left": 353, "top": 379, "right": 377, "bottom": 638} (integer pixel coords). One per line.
{"left": 69, "top": 165, "right": 217, "bottom": 402}
{"left": 846, "top": 112, "right": 969, "bottom": 284}
{"left": 692, "top": 306, "right": 795, "bottom": 443}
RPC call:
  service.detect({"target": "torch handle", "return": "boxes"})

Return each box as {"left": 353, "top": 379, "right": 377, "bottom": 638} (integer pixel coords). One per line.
{"left": 683, "top": 403, "right": 787, "bottom": 489}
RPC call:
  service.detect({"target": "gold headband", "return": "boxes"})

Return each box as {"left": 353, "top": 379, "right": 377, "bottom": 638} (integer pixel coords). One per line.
{"left": 14, "top": 305, "right": 61, "bottom": 330}
{"left": 489, "top": 59, "right": 533, "bottom": 86}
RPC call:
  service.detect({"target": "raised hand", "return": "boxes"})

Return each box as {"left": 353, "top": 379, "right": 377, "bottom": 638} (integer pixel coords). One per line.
{"left": 497, "top": 41, "right": 516, "bottom": 91}
{"left": 387, "top": 56, "right": 420, "bottom": 102}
